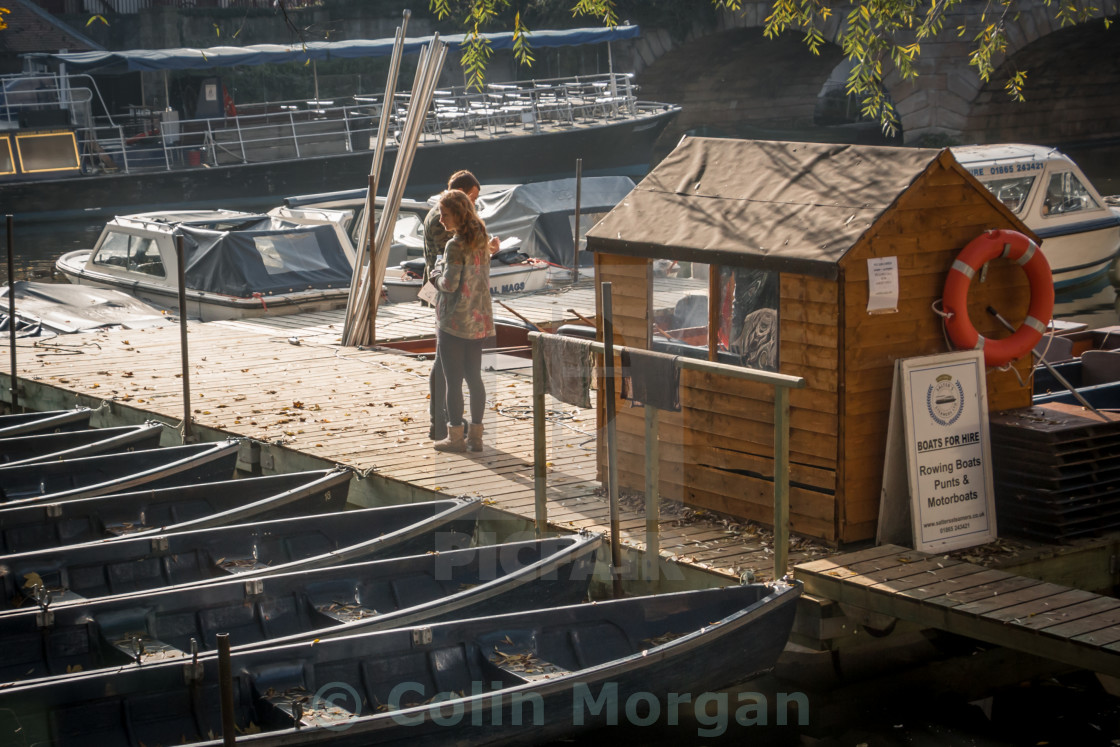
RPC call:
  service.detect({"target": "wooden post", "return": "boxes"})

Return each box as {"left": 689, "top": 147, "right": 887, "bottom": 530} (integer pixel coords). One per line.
{"left": 772, "top": 385, "right": 790, "bottom": 580}
{"left": 708, "top": 264, "right": 720, "bottom": 361}
{"left": 643, "top": 404, "right": 659, "bottom": 582}
{"left": 601, "top": 282, "right": 623, "bottom": 598}
{"left": 5, "top": 215, "right": 18, "bottom": 413}
{"left": 175, "top": 234, "right": 194, "bottom": 444}
{"left": 532, "top": 336, "right": 547, "bottom": 538}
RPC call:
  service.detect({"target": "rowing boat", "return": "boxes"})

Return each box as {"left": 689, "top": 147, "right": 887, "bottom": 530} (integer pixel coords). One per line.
{"left": 0, "top": 498, "right": 480, "bottom": 612}
{"left": 0, "top": 533, "right": 599, "bottom": 683}
{"left": 0, "top": 581, "right": 800, "bottom": 745}
{"left": 0, "top": 468, "right": 353, "bottom": 555}
{"left": 0, "top": 422, "right": 164, "bottom": 467}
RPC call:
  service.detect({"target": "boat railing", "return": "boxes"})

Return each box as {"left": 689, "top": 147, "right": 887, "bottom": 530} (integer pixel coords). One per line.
{"left": 0, "top": 73, "right": 100, "bottom": 130}
{"left": 71, "top": 73, "right": 644, "bottom": 176}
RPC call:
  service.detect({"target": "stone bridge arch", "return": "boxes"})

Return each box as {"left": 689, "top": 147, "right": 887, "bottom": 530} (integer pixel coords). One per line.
{"left": 625, "top": 1, "right": 1120, "bottom": 146}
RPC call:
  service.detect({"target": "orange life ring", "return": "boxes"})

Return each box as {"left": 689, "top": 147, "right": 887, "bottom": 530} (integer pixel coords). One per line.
{"left": 942, "top": 228, "right": 1054, "bottom": 367}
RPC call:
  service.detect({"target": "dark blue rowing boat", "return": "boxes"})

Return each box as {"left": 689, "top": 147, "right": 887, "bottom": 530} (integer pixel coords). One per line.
{"left": 0, "top": 407, "right": 91, "bottom": 437}
{"left": 0, "top": 422, "right": 164, "bottom": 467}
{"left": 0, "top": 468, "right": 353, "bottom": 555}
{"left": 0, "top": 498, "right": 480, "bottom": 612}
{"left": 0, "top": 533, "right": 599, "bottom": 683}
{"left": 0, "top": 581, "right": 800, "bottom": 746}
{"left": 0, "top": 440, "right": 241, "bottom": 505}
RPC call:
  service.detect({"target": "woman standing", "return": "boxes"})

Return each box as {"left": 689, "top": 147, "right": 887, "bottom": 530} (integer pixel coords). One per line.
{"left": 430, "top": 189, "right": 494, "bottom": 453}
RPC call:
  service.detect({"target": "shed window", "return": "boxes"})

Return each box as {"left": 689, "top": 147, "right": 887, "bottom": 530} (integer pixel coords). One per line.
{"left": 650, "top": 260, "right": 779, "bottom": 371}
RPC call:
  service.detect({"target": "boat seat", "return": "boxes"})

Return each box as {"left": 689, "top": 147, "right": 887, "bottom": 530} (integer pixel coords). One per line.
{"left": 314, "top": 600, "right": 380, "bottom": 624}
{"left": 482, "top": 646, "right": 571, "bottom": 684}
{"left": 260, "top": 689, "right": 358, "bottom": 730}
{"left": 1081, "top": 349, "right": 1120, "bottom": 387}
{"left": 105, "top": 631, "right": 187, "bottom": 664}
{"left": 215, "top": 556, "right": 273, "bottom": 574}
{"left": 1033, "top": 334, "right": 1074, "bottom": 363}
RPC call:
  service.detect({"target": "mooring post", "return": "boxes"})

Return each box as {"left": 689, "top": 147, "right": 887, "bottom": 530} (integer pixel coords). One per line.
{"left": 643, "top": 404, "right": 659, "bottom": 582}
{"left": 217, "top": 633, "right": 236, "bottom": 746}
{"left": 5, "top": 215, "right": 18, "bottom": 413}
{"left": 175, "top": 234, "right": 194, "bottom": 443}
{"left": 532, "top": 334, "right": 547, "bottom": 537}
{"left": 772, "top": 385, "right": 791, "bottom": 581}
{"left": 601, "top": 282, "right": 624, "bottom": 598}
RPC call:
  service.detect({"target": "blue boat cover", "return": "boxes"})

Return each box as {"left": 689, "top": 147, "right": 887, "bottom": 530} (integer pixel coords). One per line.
{"left": 44, "top": 26, "right": 641, "bottom": 73}
{"left": 179, "top": 218, "right": 353, "bottom": 297}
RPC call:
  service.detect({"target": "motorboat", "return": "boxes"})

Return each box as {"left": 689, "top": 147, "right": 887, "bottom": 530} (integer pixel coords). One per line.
{"left": 0, "top": 468, "right": 353, "bottom": 555}
{"left": 0, "top": 533, "right": 599, "bottom": 683}
{"left": 3, "top": 27, "right": 679, "bottom": 223}
{"left": 0, "top": 499, "right": 481, "bottom": 612}
{"left": 383, "top": 248, "right": 551, "bottom": 304}
{"left": 54, "top": 210, "right": 355, "bottom": 321}
{"left": 951, "top": 144, "right": 1120, "bottom": 290}
{"left": 0, "top": 581, "right": 800, "bottom": 745}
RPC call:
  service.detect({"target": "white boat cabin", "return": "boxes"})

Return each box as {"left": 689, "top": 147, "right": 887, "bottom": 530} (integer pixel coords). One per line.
{"left": 951, "top": 144, "right": 1120, "bottom": 289}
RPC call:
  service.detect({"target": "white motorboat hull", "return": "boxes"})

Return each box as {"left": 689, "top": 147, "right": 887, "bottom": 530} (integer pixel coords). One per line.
{"left": 382, "top": 260, "right": 550, "bottom": 304}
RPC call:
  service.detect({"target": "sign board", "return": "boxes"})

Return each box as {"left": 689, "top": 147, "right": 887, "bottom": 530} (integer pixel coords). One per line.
{"left": 877, "top": 350, "right": 997, "bottom": 553}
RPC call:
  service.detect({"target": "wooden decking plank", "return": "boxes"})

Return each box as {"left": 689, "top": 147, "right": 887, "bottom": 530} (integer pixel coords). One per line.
{"left": 1026, "top": 597, "right": 1120, "bottom": 633}
{"left": 795, "top": 544, "right": 910, "bottom": 573}
{"left": 1044, "top": 607, "right": 1120, "bottom": 640}
{"left": 871, "top": 562, "right": 983, "bottom": 594}
{"left": 981, "top": 588, "right": 1100, "bottom": 624}
{"left": 896, "top": 568, "right": 1008, "bottom": 601}
{"left": 957, "top": 581, "right": 1070, "bottom": 617}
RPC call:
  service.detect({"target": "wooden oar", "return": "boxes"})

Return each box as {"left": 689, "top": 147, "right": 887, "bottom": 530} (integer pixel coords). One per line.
{"left": 497, "top": 300, "right": 540, "bottom": 331}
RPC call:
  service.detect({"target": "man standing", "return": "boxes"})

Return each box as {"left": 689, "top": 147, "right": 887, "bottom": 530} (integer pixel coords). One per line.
{"left": 425, "top": 170, "right": 499, "bottom": 441}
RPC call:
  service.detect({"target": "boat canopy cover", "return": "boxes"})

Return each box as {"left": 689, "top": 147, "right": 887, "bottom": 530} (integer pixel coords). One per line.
{"left": 0, "top": 280, "right": 173, "bottom": 333}
{"left": 179, "top": 218, "right": 353, "bottom": 297}
{"left": 42, "top": 26, "right": 641, "bottom": 73}
{"left": 586, "top": 137, "right": 950, "bottom": 279}
{"left": 474, "top": 176, "right": 635, "bottom": 266}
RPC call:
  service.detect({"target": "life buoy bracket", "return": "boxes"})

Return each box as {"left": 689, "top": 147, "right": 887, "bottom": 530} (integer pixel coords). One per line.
{"left": 941, "top": 229, "right": 1054, "bottom": 367}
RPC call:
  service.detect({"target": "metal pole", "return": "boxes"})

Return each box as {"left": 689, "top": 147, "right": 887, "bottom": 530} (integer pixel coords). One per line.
{"left": 986, "top": 305, "right": 1105, "bottom": 419}
{"left": 217, "top": 633, "right": 236, "bottom": 746}
{"left": 175, "top": 234, "right": 194, "bottom": 443}
{"left": 6, "top": 215, "right": 18, "bottom": 413}
{"left": 643, "top": 404, "right": 659, "bottom": 582}
{"left": 572, "top": 158, "right": 582, "bottom": 284}
{"left": 772, "top": 386, "right": 790, "bottom": 581}
{"left": 601, "top": 282, "right": 623, "bottom": 598}
{"left": 532, "top": 337, "right": 547, "bottom": 537}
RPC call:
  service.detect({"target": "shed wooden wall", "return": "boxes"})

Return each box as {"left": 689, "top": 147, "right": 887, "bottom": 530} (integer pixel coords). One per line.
{"left": 836, "top": 153, "right": 1033, "bottom": 542}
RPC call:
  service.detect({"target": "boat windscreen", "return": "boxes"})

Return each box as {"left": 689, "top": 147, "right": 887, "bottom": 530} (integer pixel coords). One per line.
{"left": 181, "top": 223, "right": 352, "bottom": 297}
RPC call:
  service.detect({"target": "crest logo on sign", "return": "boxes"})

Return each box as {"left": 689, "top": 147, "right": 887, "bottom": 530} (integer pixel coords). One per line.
{"left": 927, "top": 374, "right": 964, "bottom": 427}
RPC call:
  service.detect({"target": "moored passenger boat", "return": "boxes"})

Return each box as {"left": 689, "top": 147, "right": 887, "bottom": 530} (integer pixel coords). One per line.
{"left": 3, "top": 26, "right": 678, "bottom": 222}
{"left": 951, "top": 144, "right": 1120, "bottom": 290}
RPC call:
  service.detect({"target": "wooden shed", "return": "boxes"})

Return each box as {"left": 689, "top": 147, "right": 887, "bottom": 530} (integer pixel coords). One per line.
{"left": 585, "top": 137, "right": 1040, "bottom": 544}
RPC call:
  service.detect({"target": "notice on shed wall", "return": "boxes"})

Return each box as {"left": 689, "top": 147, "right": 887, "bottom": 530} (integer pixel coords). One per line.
{"left": 866, "top": 256, "right": 899, "bottom": 315}
{"left": 878, "top": 350, "right": 997, "bottom": 553}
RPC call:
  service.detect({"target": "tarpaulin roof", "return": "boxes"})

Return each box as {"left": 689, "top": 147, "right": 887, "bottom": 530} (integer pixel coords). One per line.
{"left": 585, "top": 137, "right": 945, "bottom": 279}
{"left": 41, "top": 25, "right": 641, "bottom": 73}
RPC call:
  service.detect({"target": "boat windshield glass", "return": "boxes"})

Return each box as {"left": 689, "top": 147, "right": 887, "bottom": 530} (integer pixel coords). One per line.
{"left": 1042, "top": 171, "right": 1100, "bottom": 216}
{"left": 93, "top": 231, "right": 166, "bottom": 277}
{"left": 982, "top": 175, "right": 1035, "bottom": 214}
{"left": 254, "top": 232, "right": 334, "bottom": 275}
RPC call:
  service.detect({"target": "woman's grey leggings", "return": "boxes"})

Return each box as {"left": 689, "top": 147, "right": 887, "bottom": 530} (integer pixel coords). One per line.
{"left": 435, "top": 328, "right": 485, "bottom": 427}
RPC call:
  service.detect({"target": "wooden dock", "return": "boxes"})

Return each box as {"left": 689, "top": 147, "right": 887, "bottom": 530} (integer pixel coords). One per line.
{"left": 0, "top": 280, "right": 836, "bottom": 584}
{"left": 795, "top": 543, "right": 1120, "bottom": 677}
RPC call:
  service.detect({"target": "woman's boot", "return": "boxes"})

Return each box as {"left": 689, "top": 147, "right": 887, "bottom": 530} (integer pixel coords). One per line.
{"left": 434, "top": 425, "right": 467, "bottom": 453}
{"left": 467, "top": 423, "right": 484, "bottom": 452}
